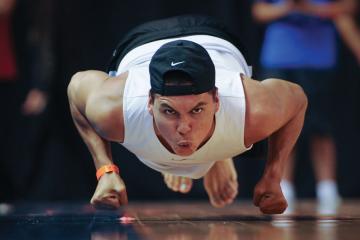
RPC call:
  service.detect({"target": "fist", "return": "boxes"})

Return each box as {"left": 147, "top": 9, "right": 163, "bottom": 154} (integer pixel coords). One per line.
{"left": 253, "top": 177, "right": 287, "bottom": 214}
{"left": 90, "top": 172, "right": 128, "bottom": 209}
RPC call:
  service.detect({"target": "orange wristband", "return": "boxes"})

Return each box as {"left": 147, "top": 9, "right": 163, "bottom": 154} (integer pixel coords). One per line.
{"left": 96, "top": 164, "right": 120, "bottom": 180}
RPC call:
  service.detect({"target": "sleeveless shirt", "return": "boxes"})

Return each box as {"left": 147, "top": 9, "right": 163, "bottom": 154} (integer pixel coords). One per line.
{"left": 117, "top": 35, "right": 252, "bottom": 178}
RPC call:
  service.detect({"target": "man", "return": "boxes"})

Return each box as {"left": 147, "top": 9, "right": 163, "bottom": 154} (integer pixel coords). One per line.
{"left": 67, "top": 15, "right": 307, "bottom": 214}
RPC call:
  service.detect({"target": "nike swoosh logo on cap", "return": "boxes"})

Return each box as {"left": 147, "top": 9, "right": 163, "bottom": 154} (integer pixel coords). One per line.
{"left": 171, "top": 61, "right": 185, "bottom": 67}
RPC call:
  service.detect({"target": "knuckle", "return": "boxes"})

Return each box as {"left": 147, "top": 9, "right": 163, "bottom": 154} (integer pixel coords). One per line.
{"left": 114, "top": 186, "right": 126, "bottom": 193}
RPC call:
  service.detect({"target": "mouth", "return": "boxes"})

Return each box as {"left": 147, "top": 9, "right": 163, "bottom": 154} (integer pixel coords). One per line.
{"left": 177, "top": 140, "right": 192, "bottom": 148}
{"left": 174, "top": 140, "right": 195, "bottom": 156}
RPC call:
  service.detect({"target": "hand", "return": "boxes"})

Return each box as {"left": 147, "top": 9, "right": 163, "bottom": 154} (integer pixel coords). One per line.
{"left": 90, "top": 172, "right": 128, "bottom": 209}
{"left": 296, "top": 1, "right": 353, "bottom": 19}
{"left": 22, "top": 89, "right": 48, "bottom": 115}
{"left": 0, "top": 0, "right": 16, "bottom": 16}
{"left": 253, "top": 176, "right": 287, "bottom": 214}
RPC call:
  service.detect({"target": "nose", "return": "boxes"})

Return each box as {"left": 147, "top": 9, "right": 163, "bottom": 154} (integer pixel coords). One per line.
{"left": 177, "top": 117, "right": 192, "bottom": 135}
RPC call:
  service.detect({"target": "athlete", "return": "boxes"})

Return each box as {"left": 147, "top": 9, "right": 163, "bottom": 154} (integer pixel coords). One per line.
{"left": 67, "top": 15, "right": 307, "bottom": 214}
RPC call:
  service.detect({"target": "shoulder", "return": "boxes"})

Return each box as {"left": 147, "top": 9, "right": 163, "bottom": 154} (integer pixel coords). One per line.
{"left": 69, "top": 70, "right": 110, "bottom": 90}
{"left": 241, "top": 75, "right": 307, "bottom": 146}
{"left": 241, "top": 75, "right": 273, "bottom": 145}
{"left": 82, "top": 71, "right": 128, "bottom": 142}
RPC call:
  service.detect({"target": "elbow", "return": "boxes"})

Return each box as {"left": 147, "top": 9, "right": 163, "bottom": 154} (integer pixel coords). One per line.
{"left": 67, "top": 71, "right": 85, "bottom": 101}
{"left": 298, "top": 85, "right": 308, "bottom": 110}
{"left": 252, "top": 5, "right": 267, "bottom": 24}
{"left": 292, "top": 83, "right": 308, "bottom": 112}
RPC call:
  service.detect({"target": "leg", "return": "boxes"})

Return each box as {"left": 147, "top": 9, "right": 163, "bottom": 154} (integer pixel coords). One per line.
{"left": 310, "top": 135, "right": 340, "bottom": 214}
{"left": 311, "top": 135, "right": 337, "bottom": 181}
{"left": 203, "top": 158, "right": 238, "bottom": 208}
{"left": 300, "top": 68, "right": 340, "bottom": 213}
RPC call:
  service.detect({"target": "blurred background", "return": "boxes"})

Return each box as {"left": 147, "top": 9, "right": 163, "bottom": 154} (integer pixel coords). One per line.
{"left": 0, "top": 0, "right": 359, "bottom": 205}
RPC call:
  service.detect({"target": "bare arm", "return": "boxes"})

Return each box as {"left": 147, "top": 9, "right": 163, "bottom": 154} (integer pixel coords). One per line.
{"left": 242, "top": 75, "right": 308, "bottom": 213}
{"left": 67, "top": 71, "right": 114, "bottom": 169}
{"left": 252, "top": 0, "right": 294, "bottom": 23}
{"left": 335, "top": 14, "right": 360, "bottom": 64}
{"left": 247, "top": 78, "right": 307, "bottom": 180}
{"left": 252, "top": 0, "right": 356, "bottom": 23}
{"left": 0, "top": 0, "right": 16, "bottom": 16}
{"left": 300, "top": 0, "right": 356, "bottom": 19}
{"left": 67, "top": 70, "right": 128, "bottom": 208}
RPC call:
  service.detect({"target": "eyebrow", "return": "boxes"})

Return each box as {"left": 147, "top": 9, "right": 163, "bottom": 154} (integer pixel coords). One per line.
{"left": 159, "top": 103, "right": 175, "bottom": 109}
{"left": 192, "top": 102, "right": 208, "bottom": 109}
{"left": 159, "top": 102, "right": 208, "bottom": 110}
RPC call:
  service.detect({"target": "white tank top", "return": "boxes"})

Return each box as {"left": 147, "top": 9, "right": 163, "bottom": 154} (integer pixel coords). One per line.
{"left": 117, "top": 35, "right": 252, "bottom": 179}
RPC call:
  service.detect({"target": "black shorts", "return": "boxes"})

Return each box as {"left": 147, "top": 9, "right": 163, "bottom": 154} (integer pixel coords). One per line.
{"left": 107, "top": 15, "right": 250, "bottom": 73}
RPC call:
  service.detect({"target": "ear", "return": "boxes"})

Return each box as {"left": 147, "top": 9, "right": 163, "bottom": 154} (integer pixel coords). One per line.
{"left": 147, "top": 97, "right": 154, "bottom": 116}
{"left": 214, "top": 90, "right": 220, "bottom": 112}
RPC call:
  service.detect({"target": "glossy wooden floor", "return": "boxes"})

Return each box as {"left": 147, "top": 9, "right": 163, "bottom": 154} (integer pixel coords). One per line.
{"left": 1, "top": 200, "right": 360, "bottom": 240}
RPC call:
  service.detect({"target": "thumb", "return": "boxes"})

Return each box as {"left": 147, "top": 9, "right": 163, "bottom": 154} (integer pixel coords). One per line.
{"left": 118, "top": 188, "right": 129, "bottom": 205}
{"left": 259, "top": 193, "right": 272, "bottom": 207}
{"left": 92, "top": 191, "right": 121, "bottom": 209}
{"left": 253, "top": 189, "right": 266, "bottom": 207}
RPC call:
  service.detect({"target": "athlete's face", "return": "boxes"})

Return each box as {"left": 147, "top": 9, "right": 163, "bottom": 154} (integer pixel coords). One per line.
{"left": 148, "top": 91, "right": 219, "bottom": 156}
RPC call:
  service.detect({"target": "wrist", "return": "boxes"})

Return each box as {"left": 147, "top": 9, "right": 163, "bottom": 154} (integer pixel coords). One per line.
{"left": 263, "top": 165, "right": 282, "bottom": 183}
{"left": 96, "top": 164, "right": 120, "bottom": 180}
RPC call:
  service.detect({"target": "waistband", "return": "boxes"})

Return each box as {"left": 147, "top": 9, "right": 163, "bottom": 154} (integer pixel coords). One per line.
{"left": 116, "top": 34, "right": 252, "bottom": 77}
{"left": 107, "top": 15, "right": 251, "bottom": 74}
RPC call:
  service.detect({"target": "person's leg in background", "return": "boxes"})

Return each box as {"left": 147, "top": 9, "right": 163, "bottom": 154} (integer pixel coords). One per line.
{"left": 304, "top": 69, "right": 341, "bottom": 214}
{"left": 0, "top": 0, "right": 18, "bottom": 203}
{"left": 0, "top": 82, "right": 17, "bottom": 203}
{"left": 311, "top": 135, "right": 340, "bottom": 214}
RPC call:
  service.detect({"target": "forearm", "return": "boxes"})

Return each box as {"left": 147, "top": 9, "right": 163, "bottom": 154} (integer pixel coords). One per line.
{"left": 70, "top": 101, "right": 113, "bottom": 169}
{"left": 252, "top": 2, "right": 293, "bottom": 23}
{"left": 67, "top": 74, "right": 114, "bottom": 170}
{"left": 335, "top": 15, "right": 360, "bottom": 61}
{"left": 301, "top": 0, "right": 356, "bottom": 19}
{"left": 263, "top": 100, "right": 306, "bottom": 182}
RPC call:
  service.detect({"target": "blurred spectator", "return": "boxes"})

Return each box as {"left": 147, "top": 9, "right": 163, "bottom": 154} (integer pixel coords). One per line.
{"left": 13, "top": 0, "right": 55, "bottom": 199}
{"left": 334, "top": 1, "right": 360, "bottom": 64}
{"left": 252, "top": 0, "right": 354, "bottom": 214}
{"left": 0, "top": 0, "right": 17, "bottom": 202}
{"left": 22, "top": 0, "right": 54, "bottom": 113}
{"left": 333, "top": 2, "right": 360, "bottom": 196}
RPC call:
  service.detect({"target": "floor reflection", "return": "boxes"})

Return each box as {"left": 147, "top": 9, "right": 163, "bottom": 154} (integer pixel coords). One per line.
{"left": 0, "top": 201, "right": 359, "bottom": 240}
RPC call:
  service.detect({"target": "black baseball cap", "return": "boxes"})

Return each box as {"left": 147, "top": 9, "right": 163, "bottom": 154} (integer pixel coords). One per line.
{"left": 149, "top": 40, "right": 215, "bottom": 96}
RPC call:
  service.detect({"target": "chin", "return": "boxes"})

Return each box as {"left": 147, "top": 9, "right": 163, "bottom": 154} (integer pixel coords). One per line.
{"left": 173, "top": 147, "right": 195, "bottom": 156}
{"left": 176, "top": 152, "right": 193, "bottom": 157}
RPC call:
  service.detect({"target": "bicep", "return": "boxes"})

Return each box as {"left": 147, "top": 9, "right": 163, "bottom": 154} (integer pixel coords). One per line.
{"left": 260, "top": 78, "right": 306, "bottom": 127}
{"left": 68, "top": 70, "right": 126, "bottom": 142}
{"left": 243, "top": 76, "right": 307, "bottom": 145}
{"left": 67, "top": 70, "right": 112, "bottom": 136}
{"left": 67, "top": 70, "right": 110, "bottom": 114}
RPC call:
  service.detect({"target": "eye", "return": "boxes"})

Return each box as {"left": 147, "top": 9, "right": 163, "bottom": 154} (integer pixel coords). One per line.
{"left": 164, "top": 109, "right": 176, "bottom": 115}
{"left": 192, "top": 108, "right": 203, "bottom": 114}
